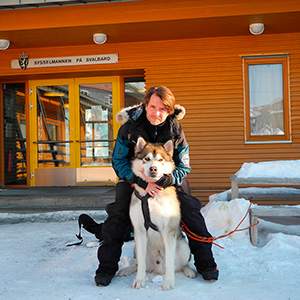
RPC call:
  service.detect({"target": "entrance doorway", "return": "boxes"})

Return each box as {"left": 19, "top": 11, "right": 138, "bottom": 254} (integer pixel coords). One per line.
{"left": 1, "top": 76, "right": 145, "bottom": 187}
{"left": 28, "top": 77, "right": 120, "bottom": 186}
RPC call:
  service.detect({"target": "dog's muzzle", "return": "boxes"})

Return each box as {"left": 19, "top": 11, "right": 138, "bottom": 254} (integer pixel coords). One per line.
{"left": 149, "top": 166, "right": 159, "bottom": 178}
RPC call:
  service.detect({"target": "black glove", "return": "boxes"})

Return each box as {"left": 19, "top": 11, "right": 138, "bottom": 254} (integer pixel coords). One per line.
{"left": 132, "top": 175, "right": 148, "bottom": 189}
{"left": 155, "top": 174, "right": 173, "bottom": 188}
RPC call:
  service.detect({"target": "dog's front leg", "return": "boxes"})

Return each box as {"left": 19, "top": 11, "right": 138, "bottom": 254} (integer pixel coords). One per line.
{"left": 161, "top": 230, "right": 177, "bottom": 290}
{"left": 132, "top": 229, "right": 148, "bottom": 289}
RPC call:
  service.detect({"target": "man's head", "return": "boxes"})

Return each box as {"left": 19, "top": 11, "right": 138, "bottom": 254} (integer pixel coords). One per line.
{"left": 144, "top": 86, "right": 175, "bottom": 126}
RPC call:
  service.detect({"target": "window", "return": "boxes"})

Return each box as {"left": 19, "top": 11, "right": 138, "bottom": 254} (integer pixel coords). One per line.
{"left": 79, "top": 83, "right": 113, "bottom": 166}
{"left": 243, "top": 56, "right": 290, "bottom": 143}
{"left": 2, "top": 83, "right": 27, "bottom": 185}
{"left": 124, "top": 77, "right": 146, "bottom": 108}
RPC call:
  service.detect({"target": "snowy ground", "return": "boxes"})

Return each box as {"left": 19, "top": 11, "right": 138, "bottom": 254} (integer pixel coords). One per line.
{"left": 1, "top": 198, "right": 300, "bottom": 300}
{"left": 1, "top": 160, "right": 300, "bottom": 300}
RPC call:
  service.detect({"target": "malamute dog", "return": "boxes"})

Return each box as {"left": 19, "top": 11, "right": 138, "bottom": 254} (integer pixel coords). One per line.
{"left": 118, "top": 137, "right": 196, "bottom": 290}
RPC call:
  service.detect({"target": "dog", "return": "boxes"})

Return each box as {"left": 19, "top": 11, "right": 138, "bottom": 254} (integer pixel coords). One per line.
{"left": 118, "top": 137, "right": 196, "bottom": 290}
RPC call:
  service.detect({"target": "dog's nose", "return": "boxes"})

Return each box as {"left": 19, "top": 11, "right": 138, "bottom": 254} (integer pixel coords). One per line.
{"left": 150, "top": 166, "right": 157, "bottom": 173}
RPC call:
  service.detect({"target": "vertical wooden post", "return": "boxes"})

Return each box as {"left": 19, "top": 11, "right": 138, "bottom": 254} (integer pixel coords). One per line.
{"left": 249, "top": 210, "right": 258, "bottom": 246}
{"left": 230, "top": 174, "right": 239, "bottom": 199}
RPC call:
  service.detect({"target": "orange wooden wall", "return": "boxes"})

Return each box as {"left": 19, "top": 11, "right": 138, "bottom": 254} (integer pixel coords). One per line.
{"left": 1, "top": 32, "right": 300, "bottom": 203}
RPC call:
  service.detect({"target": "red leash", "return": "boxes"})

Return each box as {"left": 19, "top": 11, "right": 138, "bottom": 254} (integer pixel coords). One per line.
{"left": 180, "top": 202, "right": 259, "bottom": 249}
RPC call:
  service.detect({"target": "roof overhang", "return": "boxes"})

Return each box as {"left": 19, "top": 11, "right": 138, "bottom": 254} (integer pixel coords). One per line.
{"left": 0, "top": 0, "right": 300, "bottom": 49}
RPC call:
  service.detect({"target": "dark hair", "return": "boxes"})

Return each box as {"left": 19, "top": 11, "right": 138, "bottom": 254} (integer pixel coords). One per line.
{"left": 144, "top": 86, "right": 175, "bottom": 114}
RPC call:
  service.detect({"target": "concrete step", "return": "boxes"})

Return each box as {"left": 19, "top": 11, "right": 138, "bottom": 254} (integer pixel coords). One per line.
{"left": 0, "top": 186, "right": 115, "bottom": 213}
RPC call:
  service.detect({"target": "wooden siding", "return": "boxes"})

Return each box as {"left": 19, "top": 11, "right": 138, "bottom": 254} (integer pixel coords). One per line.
{"left": 143, "top": 34, "right": 300, "bottom": 204}
{"left": 1, "top": 32, "right": 300, "bottom": 204}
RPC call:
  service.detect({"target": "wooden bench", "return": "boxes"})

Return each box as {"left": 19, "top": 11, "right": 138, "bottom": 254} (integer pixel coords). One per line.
{"left": 230, "top": 175, "right": 300, "bottom": 246}
{"left": 249, "top": 205, "right": 300, "bottom": 246}
{"left": 230, "top": 174, "right": 300, "bottom": 201}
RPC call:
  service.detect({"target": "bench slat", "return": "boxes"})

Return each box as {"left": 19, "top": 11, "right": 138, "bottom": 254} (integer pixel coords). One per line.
{"left": 238, "top": 194, "right": 300, "bottom": 201}
{"left": 230, "top": 174, "right": 300, "bottom": 200}
{"left": 251, "top": 206, "right": 300, "bottom": 217}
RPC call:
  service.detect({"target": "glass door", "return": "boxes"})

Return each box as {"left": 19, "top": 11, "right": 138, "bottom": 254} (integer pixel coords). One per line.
{"left": 29, "top": 79, "right": 75, "bottom": 186}
{"left": 74, "top": 77, "right": 120, "bottom": 185}
{"left": 29, "top": 77, "right": 120, "bottom": 187}
{"left": 2, "top": 83, "right": 27, "bottom": 186}
{"left": 36, "top": 82, "right": 72, "bottom": 168}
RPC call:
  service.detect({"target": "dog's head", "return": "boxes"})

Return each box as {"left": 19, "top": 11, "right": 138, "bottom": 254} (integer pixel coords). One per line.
{"left": 132, "top": 137, "right": 175, "bottom": 182}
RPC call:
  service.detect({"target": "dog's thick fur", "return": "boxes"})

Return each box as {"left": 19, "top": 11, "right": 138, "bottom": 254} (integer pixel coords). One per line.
{"left": 118, "top": 137, "right": 196, "bottom": 290}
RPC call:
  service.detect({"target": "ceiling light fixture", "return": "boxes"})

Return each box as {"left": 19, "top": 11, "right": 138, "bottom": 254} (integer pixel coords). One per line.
{"left": 249, "top": 23, "right": 264, "bottom": 35}
{"left": 93, "top": 33, "right": 107, "bottom": 45}
{"left": 0, "top": 39, "right": 10, "bottom": 50}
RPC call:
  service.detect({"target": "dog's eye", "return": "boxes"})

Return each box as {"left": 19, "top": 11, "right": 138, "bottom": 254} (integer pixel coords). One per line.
{"left": 144, "top": 157, "right": 150, "bottom": 162}
{"left": 158, "top": 158, "right": 164, "bottom": 162}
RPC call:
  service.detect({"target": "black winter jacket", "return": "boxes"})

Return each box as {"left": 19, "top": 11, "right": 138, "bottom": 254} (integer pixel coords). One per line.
{"left": 112, "top": 104, "right": 191, "bottom": 189}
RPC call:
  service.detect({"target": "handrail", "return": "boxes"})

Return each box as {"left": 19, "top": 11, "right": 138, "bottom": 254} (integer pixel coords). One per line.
{"left": 34, "top": 140, "right": 74, "bottom": 144}
{"left": 34, "top": 139, "right": 116, "bottom": 144}
{"left": 76, "top": 139, "right": 116, "bottom": 143}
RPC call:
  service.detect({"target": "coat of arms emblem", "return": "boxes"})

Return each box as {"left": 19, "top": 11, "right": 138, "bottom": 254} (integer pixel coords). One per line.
{"left": 18, "top": 52, "right": 29, "bottom": 70}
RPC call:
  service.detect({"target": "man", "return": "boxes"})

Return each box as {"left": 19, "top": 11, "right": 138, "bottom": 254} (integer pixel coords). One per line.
{"left": 95, "top": 86, "right": 219, "bottom": 286}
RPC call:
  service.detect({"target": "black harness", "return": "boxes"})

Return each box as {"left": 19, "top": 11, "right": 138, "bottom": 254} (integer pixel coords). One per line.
{"left": 134, "top": 190, "right": 159, "bottom": 232}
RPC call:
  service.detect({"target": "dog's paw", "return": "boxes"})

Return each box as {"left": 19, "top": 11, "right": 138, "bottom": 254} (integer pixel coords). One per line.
{"left": 182, "top": 265, "right": 197, "bottom": 278}
{"left": 118, "top": 268, "right": 131, "bottom": 277}
{"left": 162, "top": 280, "right": 174, "bottom": 291}
{"left": 118, "top": 264, "right": 137, "bottom": 277}
{"left": 132, "top": 277, "right": 146, "bottom": 289}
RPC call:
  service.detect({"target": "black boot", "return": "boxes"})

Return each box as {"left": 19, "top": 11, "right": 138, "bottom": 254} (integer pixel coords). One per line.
{"left": 95, "top": 268, "right": 116, "bottom": 286}
{"left": 196, "top": 260, "right": 219, "bottom": 281}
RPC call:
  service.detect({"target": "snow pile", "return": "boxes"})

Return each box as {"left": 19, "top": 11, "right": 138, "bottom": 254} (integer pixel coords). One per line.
{"left": 201, "top": 198, "right": 251, "bottom": 241}
{"left": 236, "top": 159, "right": 300, "bottom": 178}
{"left": 1, "top": 199, "right": 300, "bottom": 300}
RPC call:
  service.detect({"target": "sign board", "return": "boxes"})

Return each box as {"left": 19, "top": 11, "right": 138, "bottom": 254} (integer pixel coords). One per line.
{"left": 11, "top": 53, "right": 118, "bottom": 70}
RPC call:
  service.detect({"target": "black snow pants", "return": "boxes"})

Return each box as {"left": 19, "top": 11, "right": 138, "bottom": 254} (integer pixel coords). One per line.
{"left": 96, "top": 179, "right": 214, "bottom": 274}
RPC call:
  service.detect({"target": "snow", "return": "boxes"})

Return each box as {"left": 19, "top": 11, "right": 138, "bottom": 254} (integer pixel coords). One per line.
{"left": 235, "top": 159, "right": 300, "bottom": 178}
{"left": 1, "top": 200, "right": 299, "bottom": 300}
{"left": 1, "top": 159, "right": 300, "bottom": 300}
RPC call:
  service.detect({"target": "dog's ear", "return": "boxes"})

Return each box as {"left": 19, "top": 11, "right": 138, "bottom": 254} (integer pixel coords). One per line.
{"left": 136, "top": 136, "right": 147, "bottom": 153}
{"left": 163, "top": 140, "right": 173, "bottom": 155}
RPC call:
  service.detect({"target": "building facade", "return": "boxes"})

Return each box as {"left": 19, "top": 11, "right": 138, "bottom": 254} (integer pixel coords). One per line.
{"left": 1, "top": 0, "right": 300, "bottom": 203}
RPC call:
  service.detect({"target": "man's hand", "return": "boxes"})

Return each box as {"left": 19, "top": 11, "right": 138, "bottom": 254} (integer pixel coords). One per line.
{"left": 145, "top": 182, "right": 164, "bottom": 196}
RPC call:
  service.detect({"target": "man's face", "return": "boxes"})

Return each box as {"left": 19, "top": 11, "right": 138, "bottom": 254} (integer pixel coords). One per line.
{"left": 145, "top": 93, "right": 170, "bottom": 126}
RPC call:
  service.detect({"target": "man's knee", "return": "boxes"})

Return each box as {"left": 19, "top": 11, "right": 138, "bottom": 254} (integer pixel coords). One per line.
{"left": 106, "top": 181, "right": 133, "bottom": 215}
{"left": 177, "top": 190, "right": 202, "bottom": 212}
{"left": 179, "top": 178, "right": 191, "bottom": 195}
